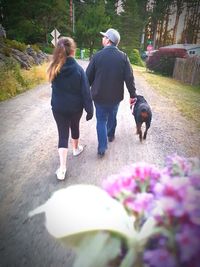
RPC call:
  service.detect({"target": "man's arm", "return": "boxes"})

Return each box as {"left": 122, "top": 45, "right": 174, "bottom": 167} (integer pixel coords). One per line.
{"left": 86, "top": 57, "right": 95, "bottom": 86}
{"left": 124, "top": 54, "right": 137, "bottom": 99}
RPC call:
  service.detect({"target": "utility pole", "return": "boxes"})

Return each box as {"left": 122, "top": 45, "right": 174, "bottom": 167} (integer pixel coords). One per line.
{"left": 72, "top": 2, "right": 75, "bottom": 33}
{"left": 69, "top": 0, "right": 75, "bottom": 33}
{"left": 70, "top": 0, "right": 72, "bottom": 30}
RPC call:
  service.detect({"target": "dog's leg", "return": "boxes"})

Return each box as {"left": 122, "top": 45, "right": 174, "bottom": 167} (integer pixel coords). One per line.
{"left": 137, "top": 123, "right": 142, "bottom": 142}
{"left": 139, "top": 130, "right": 142, "bottom": 142}
{"left": 143, "top": 122, "right": 150, "bottom": 140}
{"left": 143, "top": 129, "right": 147, "bottom": 140}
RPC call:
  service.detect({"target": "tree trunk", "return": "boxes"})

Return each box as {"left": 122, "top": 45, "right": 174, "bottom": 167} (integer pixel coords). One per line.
{"left": 163, "top": 11, "right": 170, "bottom": 45}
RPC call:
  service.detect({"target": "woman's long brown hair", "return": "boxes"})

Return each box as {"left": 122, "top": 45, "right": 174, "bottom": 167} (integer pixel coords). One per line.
{"left": 47, "top": 37, "right": 76, "bottom": 82}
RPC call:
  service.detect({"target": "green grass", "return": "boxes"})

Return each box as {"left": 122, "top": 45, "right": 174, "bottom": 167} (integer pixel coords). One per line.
{"left": 0, "top": 62, "right": 48, "bottom": 101}
{"left": 133, "top": 65, "right": 200, "bottom": 128}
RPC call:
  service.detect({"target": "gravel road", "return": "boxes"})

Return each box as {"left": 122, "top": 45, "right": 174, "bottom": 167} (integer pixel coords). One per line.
{"left": 0, "top": 60, "right": 199, "bottom": 267}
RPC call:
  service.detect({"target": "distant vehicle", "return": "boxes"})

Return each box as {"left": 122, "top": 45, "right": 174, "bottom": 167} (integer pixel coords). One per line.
{"left": 159, "top": 44, "right": 200, "bottom": 57}
{"left": 146, "top": 47, "right": 188, "bottom": 76}
{"left": 146, "top": 47, "right": 188, "bottom": 65}
{"left": 141, "top": 50, "right": 158, "bottom": 60}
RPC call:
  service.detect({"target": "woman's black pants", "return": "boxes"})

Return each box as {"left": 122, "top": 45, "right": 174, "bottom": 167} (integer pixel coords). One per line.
{"left": 52, "top": 110, "right": 83, "bottom": 148}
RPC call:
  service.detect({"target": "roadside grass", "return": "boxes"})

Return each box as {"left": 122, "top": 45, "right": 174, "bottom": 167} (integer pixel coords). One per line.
{"left": 0, "top": 62, "right": 48, "bottom": 101}
{"left": 133, "top": 65, "right": 200, "bottom": 128}
{"left": 21, "top": 63, "right": 48, "bottom": 88}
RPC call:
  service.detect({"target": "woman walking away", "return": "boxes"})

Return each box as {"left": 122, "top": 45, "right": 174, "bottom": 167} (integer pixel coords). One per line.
{"left": 47, "top": 37, "right": 93, "bottom": 181}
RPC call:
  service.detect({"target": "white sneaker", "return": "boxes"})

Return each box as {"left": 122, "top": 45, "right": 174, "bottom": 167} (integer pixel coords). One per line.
{"left": 55, "top": 168, "right": 66, "bottom": 180}
{"left": 73, "top": 145, "right": 84, "bottom": 156}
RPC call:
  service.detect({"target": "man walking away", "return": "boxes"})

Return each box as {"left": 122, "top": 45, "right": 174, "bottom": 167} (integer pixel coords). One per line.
{"left": 86, "top": 28, "right": 137, "bottom": 157}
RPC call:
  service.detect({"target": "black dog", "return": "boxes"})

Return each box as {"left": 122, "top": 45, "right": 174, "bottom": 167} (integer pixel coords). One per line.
{"left": 131, "top": 95, "right": 152, "bottom": 142}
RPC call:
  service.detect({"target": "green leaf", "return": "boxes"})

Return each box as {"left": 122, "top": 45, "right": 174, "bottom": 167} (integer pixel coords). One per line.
{"left": 29, "top": 184, "right": 134, "bottom": 248}
{"left": 73, "top": 232, "right": 121, "bottom": 267}
{"left": 119, "top": 247, "right": 136, "bottom": 267}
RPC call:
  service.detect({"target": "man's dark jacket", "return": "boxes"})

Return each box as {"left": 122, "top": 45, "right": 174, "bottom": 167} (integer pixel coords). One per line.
{"left": 86, "top": 45, "right": 137, "bottom": 104}
{"left": 51, "top": 57, "right": 93, "bottom": 115}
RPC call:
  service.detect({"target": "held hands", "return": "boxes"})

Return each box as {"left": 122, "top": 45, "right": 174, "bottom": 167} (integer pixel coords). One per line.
{"left": 86, "top": 113, "right": 93, "bottom": 121}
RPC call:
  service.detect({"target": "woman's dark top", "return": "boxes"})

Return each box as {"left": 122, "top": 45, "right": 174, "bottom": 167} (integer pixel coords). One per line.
{"left": 51, "top": 57, "right": 93, "bottom": 115}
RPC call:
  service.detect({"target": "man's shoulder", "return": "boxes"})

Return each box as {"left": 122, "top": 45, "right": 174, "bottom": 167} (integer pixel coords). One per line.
{"left": 92, "top": 49, "right": 104, "bottom": 58}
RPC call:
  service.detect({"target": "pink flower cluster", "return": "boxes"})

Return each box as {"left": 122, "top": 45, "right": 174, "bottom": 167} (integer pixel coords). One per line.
{"left": 102, "top": 154, "right": 200, "bottom": 267}
{"left": 102, "top": 162, "right": 160, "bottom": 218}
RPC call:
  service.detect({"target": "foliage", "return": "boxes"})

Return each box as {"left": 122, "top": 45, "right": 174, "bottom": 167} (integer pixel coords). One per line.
{"left": 104, "top": 0, "right": 119, "bottom": 29}
{"left": 0, "top": 60, "right": 48, "bottom": 101}
{"left": 129, "top": 49, "right": 145, "bottom": 67}
{"left": 21, "top": 63, "right": 48, "bottom": 87}
{"left": 4, "top": 39, "right": 27, "bottom": 52}
{"left": 30, "top": 44, "right": 40, "bottom": 53}
{"left": 75, "top": 48, "right": 92, "bottom": 59}
{"left": 0, "top": 46, "right": 12, "bottom": 56}
{"left": 1, "top": 0, "right": 69, "bottom": 44}
{"left": 0, "top": 59, "right": 26, "bottom": 100}
{"left": 1, "top": 0, "right": 199, "bottom": 54}
{"left": 74, "top": 0, "right": 110, "bottom": 57}
{"left": 39, "top": 44, "right": 53, "bottom": 54}
{"left": 146, "top": 48, "right": 188, "bottom": 76}
{"left": 118, "top": 0, "right": 143, "bottom": 53}
{"left": 136, "top": 67, "right": 200, "bottom": 128}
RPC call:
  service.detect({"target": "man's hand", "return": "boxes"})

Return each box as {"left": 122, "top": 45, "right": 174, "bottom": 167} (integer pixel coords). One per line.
{"left": 130, "top": 97, "right": 137, "bottom": 106}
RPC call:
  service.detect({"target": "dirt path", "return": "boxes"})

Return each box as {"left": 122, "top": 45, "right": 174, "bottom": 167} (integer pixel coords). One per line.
{"left": 0, "top": 60, "right": 199, "bottom": 267}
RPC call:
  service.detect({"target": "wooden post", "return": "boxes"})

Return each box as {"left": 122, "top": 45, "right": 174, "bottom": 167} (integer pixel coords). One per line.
{"left": 70, "top": 0, "right": 73, "bottom": 31}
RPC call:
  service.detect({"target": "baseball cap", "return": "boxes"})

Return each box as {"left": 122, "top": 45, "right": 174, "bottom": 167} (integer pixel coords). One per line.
{"left": 100, "top": 28, "right": 120, "bottom": 45}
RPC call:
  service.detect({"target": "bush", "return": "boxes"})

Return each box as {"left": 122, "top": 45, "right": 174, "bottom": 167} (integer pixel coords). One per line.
{"left": 76, "top": 48, "right": 81, "bottom": 58}
{"left": 4, "top": 39, "right": 27, "bottom": 52}
{"left": 76, "top": 48, "right": 91, "bottom": 59}
{"left": 0, "top": 59, "right": 48, "bottom": 101}
{"left": 1, "top": 46, "right": 12, "bottom": 56}
{"left": 0, "top": 59, "right": 26, "bottom": 100}
{"left": 30, "top": 44, "right": 40, "bottom": 53}
{"left": 39, "top": 44, "right": 53, "bottom": 54}
{"left": 146, "top": 48, "right": 188, "bottom": 76}
{"left": 129, "top": 49, "right": 145, "bottom": 67}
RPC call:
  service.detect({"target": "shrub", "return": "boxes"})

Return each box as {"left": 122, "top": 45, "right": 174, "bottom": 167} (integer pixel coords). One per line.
{"left": 76, "top": 48, "right": 92, "bottom": 59}
{"left": 38, "top": 44, "right": 53, "bottom": 54}
{"left": 4, "top": 39, "right": 27, "bottom": 52}
{"left": 30, "top": 44, "right": 40, "bottom": 53}
{"left": 0, "top": 59, "right": 25, "bottom": 100}
{"left": 21, "top": 63, "right": 48, "bottom": 87}
{"left": 0, "top": 59, "right": 48, "bottom": 101}
{"left": 1, "top": 46, "right": 12, "bottom": 56}
{"left": 76, "top": 48, "right": 81, "bottom": 58}
{"left": 129, "top": 49, "right": 145, "bottom": 67}
{"left": 146, "top": 48, "right": 188, "bottom": 76}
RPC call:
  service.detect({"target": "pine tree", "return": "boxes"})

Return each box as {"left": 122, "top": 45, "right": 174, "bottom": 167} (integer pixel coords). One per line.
{"left": 74, "top": 0, "right": 110, "bottom": 57}
{"left": 118, "top": 0, "right": 143, "bottom": 54}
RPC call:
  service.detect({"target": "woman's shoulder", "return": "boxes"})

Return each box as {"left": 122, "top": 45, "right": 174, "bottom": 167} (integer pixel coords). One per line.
{"left": 75, "top": 60, "right": 85, "bottom": 73}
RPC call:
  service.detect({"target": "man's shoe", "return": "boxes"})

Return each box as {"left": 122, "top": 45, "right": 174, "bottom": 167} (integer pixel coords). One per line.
{"left": 108, "top": 136, "right": 115, "bottom": 142}
{"left": 97, "top": 151, "right": 105, "bottom": 158}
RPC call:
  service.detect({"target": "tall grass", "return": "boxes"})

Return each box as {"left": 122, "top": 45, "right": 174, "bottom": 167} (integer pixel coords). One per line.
{"left": 0, "top": 60, "right": 48, "bottom": 101}
{"left": 134, "top": 65, "right": 200, "bottom": 128}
